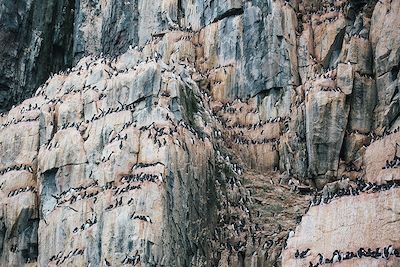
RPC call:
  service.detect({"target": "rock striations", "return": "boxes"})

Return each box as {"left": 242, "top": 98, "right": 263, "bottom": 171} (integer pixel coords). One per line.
{"left": 0, "top": 0, "right": 399, "bottom": 266}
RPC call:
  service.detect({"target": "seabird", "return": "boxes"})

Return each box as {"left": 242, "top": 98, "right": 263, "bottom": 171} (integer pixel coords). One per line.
{"left": 388, "top": 245, "right": 394, "bottom": 255}
{"left": 288, "top": 230, "right": 295, "bottom": 239}
{"left": 318, "top": 253, "right": 325, "bottom": 264}
{"left": 332, "top": 251, "right": 339, "bottom": 263}
{"left": 145, "top": 216, "right": 152, "bottom": 223}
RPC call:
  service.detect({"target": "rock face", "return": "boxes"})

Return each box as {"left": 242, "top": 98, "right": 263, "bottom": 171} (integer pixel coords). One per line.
{"left": 0, "top": 0, "right": 75, "bottom": 112}
{"left": 0, "top": 0, "right": 399, "bottom": 266}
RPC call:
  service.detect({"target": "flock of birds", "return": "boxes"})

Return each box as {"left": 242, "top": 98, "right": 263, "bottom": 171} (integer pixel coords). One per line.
{"left": 53, "top": 170, "right": 160, "bottom": 209}
{"left": 233, "top": 137, "right": 280, "bottom": 149}
{"left": 105, "top": 196, "right": 124, "bottom": 211}
{"left": 224, "top": 117, "right": 292, "bottom": 130}
{"left": 111, "top": 183, "right": 142, "bottom": 197}
{"left": 130, "top": 213, "right": 152, "bottom": 223}
{"left": 52, "top": 180, "right": 101, "bottom": 206}
{"left": 371, "top": 126, "right": 400, "bottom": 143}
{"left": 383, "top": 155, "right": 400, "bottom": 169}
{"left": 346, "top": 126, "right": 400, "bottom": 146}
{"left": 299, "top": 0, "right": 345, "bottom": 25}
{"left": 0, "top": 2, "right": 397, "bottom": 266}
{"left": 72, "top": 215, "right": 97, "bottom": 234}
{"left": 48, "top": 248, "right": 85, "bottom": 265}
{"left": 212, "top": 103, "right": 293, "bottom": 154}
{"left": 307, "top": 245, "right": 400, "bottom": 266}
{"left": 7, "top": 186, "right": 36, "bottom": 197}
{"left": 305, "top": 84, "right": 343, "bottom": 96}
{"left": 0, "top": 52, "right": 207, "bottom": 267}
{"left": 85, "top": 101, "right": 137, "bottom": 124}
{"left": 120, "top": 173, "right": 162, "bottom": 184}
{"left": 0, "top": 114, "right": 39, "bottom": 129}
{"left": 309, "top": 178, "right": 400, "bottom": 207}
{"left": 121, "top": 252, "right": 141, "bottom": 265}
{"left": 0, "top": 103, "right": 39, "bottom": 118}
{"left": 0, "top": 164, "right": 33, "bottom": 175}
{"left": 289, "top": 228, "right": 399, "bottom": 265}
{"left": 319, "top": 87, "right": 343, "bottom": 93}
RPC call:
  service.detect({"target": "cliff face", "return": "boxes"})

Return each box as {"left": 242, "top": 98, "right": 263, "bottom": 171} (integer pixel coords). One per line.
{"left": 0, "top": 0, "right": 75, "bottom": 112}
{"left": 0, "top": 0, "right": 399, "bottom": 266}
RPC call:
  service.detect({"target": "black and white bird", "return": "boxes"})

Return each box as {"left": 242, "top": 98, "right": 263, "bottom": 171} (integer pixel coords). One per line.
{"left": 318, "top": 253, "right": 325, "bottom": 264}
{"left": 288, "top": 229, "right": 295, "bottom": 239}
{"left": 145, "top": 215, "right": 152, "bottom": 223}
{"left": 332, "top": 251, "right": 340, "bottom": 263}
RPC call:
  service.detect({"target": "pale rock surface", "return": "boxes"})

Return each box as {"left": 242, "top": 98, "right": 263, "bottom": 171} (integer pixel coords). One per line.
{"left": 365, "top": 131, "right": 400, "bottom": 184}
{"left": 0, "top": 0, "right": 400, "bottom": 267}
{"left": 283, "top": 189, "right": 400, "bottom": 267}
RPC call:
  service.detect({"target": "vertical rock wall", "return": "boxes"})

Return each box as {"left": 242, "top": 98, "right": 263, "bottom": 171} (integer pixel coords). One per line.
{"left": 0, "top": 0, "right": 399, "bottom": 266}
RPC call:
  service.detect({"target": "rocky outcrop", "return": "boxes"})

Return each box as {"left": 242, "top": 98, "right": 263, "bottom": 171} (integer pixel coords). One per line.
{"left": 0, "top": 0, "right": 399, "bottom": 266}
{"left": 0, "top": 49, "right": 217, "bottom": 266}
{"left": 370, "top": 0, "right": 400, "bottom": 132}
{"left": 0, "top": 44, "right": 310, "bottom": 266}
{"left": 283, "top": 188, "right": 400, "bottom": 267}
{"left": 0, "top": 0, "right": 75, "bottom": 112}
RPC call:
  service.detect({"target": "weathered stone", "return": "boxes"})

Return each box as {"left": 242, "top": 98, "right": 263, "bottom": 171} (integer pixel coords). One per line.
{"left": 370, "top": 0, "right": 400, "bottom": 77}
{"left": 346, "top": 37, "right": 373, "bottom": 75}
{"left": 337, "top": 63, "right": 354, "bottom": 95}
{"left": 348, "top": 72, "right": 377, "bottom": 133}
{"left": 0, "top": 0, "right": 75, "bottom": 112}
{"left": 305, "top": 90, "right": 349, "bottom": 181}
{"left": 1, "top": 1, "right": 400, "bottom": 267}
{"left": 283, "top": 189, "right": 400, "bottom": 267}
{"left": 371, "top": 0, "right": 400, "bottom": 131}
{"left": 242, "top": 2, "right": 299, "bottom": 98}
{"left": 365, "top": 131, "right": 400, "bottom": 183}
{"left": 313, "top": 16, "right": 347, "bottom": 67}
{"left": 341, "top": 133, "right": 369, "bottom": 164}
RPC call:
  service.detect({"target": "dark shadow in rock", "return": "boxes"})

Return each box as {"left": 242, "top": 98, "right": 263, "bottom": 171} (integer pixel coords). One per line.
{"left": 40, "top": 168, "right": 59, "bottom": 218}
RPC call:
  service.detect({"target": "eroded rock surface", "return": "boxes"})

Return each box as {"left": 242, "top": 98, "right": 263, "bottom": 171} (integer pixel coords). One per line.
{"left": 0, "top": 0, "right": 399, "bottom": 266}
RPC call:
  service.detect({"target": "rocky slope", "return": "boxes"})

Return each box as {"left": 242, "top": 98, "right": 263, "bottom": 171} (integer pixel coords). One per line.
{"left": 0, "top": 0, "right": 399, "bottom": 266}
